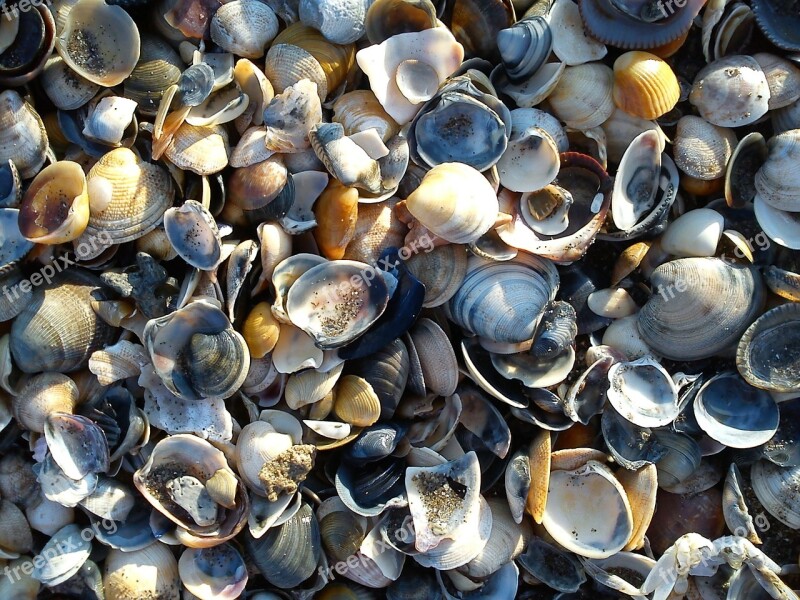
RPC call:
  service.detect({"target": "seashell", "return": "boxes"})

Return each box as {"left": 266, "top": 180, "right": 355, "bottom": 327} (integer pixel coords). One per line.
{"left": 673, "top": 116, "right": 737, "bottom": 181}
{"left": 320, "top": 509, "right": 366, "bottom": 563}
{"left": 0, "top": 4, "right": 55, "bottom": 88}
{"left": 11, "top": 271, "right": 117, "bottom": 373}
{"left": 83, "top": 96, "right": 138, "bottom": 147}
{"left": 498, "top": 153, "right": 613, "bottom": 261}
{"left": 313, "top": 179, "right": 359, "bottom": 260}
{"left": 299, "top": 0, "right": 368, "bottom": 44}
{"left": 616, "top": 463, "right": 657, "bottom": 551}
{"left": 285, "top": 363, "right": 343, "bottom": 410}
{"left": 344, "top": 338, "right": 409, "bottom": 420}
{"left": 612, "top": 51, "right": 680, "bottom": 120}
{"left": 164, "top": 200, "right": 222, "bottom": 270}
{"left": 547, "top": 63, "right": 615, "bottom": 130}
{"left": 0, "top": 90, "right": 48, "bottom": 180}
{"left": 18, "top": 161, "right": 89, "bottom": 244}
{"left": 491, "top": 345, "right": 576, "bottom": 388}
{"left": 517, "top": 537, "right": 586, "bottom": 593}
{"left": 335, "top": 456, "right": 406, "bottom": 516}
{"left": 753, "top": 52, "right": 800, "bottom": 110}
{"left": 179, "top": 544, "right": 248, "bottom": 600}
{"left": 653, "top": 431, "right": 702, "bottom": 490}
{"left": 409, "top": 318, "right": 458, "bottom": 397}
{"left": 144, "top": 300, "right": 249, "bottom": 400}
{"left": 79, "top": 477, "right": 135, "bottom": 521}
{"left": 230, "top": 128, "right": 274, "bottom": 168}
{"left": 450, "top": 0, "right": 514, "bottom": 63}
{"left": 750, "top": 460, "right": 800, "bottom": 529}
{"left": 726, "top": 132, "right": 768, "bottom": 208}
{"left": 356, "top": 27, "right": 464, "bottom": 125}
{"left": 185, "top": 85, "right": 250, "bottom": 127}
{"left": 56, "top": 0, "right": 140, "bottom": 87}
{"left": 42, "top": 56, "right": 100, "bottom": 111}
{"left": 0, "top": 451, "right": 41, "bottom": 508}
{"left": 601, "top": 107, "right": 666, "bottom": 166}
{"left": 177, "top": 64, "right": 217, "bottom": 108}
{"left": 405, "top": 162, "right": 499, "bottom": 244}
{"left": 496, "top": 16, "right": 551, "bottom": 80}
{"left": 166, "top": 122, "right": 229, "bottom": 175}
{"left": 497, "top": 126, "right": 560, "bottom": 193}
{"left": 754, "top": 193, "right": 800, "bottom": 250}
{"left": 267, "top": 22, "right": 355, "bottom": 102}
{"left": 606, "top": 356, "right": 680, "bottom": 428}
{"left": 549, "top": 0, "right": 607, "bottom": 66}
{"left": 44, "top": 412, "right": 109, "bottom": 480}
{"left": 405, "top": 244, "right": 468, "bottom": 308}
{"left": 211, "top": 0, "right": 279, "bottom": 58}
{"left": 84, "top": 147, "right": 174, "bottom": 244}
{"left": 724, "top": 463, "right": 762, "bottom": 544}
{"left": 225, "top": 156, "right": 294, "bottom": 225}
{"left": 333, "top": 375, "right": 382, "bottom": 428}
{"left": 737, "top": 303, "right": 800, "bottom": 393}
{"left": 660, "top": 208, "right": 725, "bottom": 257}
{"left": 310, "top": 122, "right": 382, "bottom": 194}
{"left": 752, "top": 0, "right": 800, "bottom": 52}
{"left": 343, "top": 198, "right": 406, "bottom": 264}
{"left": 333, "top": 90, "right": 401, "bottom": 144}
{"left": 124, "top": 35, "right": 182, "bottom": 116}
{"left": 88, "top": 339, "right": 148, "bottom": 386}
{"left": 447, "top": 253, "right": 557, "bottom": 343}
{"left": 13, "top": 373, "right": 78, "bottom": 433}
{"left": 637, "top": 258, "right": 765, "bottom": 360}
{"left": 242, "top": 302, "right": 281, "bottom": 359}
{"left": 286, "top": 259, "right": 390, "bottom": 348}
{"left": 408, "top": 77, "right": 512, "bottom": 172}
{"left": 234, "top": 59, "right": 274, "bottom": 131}
{"left": 543, "top": 460, "right": 633, "bottom": 559}
{"left": 26, "top": 496, "right": 75, "bottom": 537}
{"left": 578, "top": 0, "right": 705, "bottom": 50}
{"left": 104, "top": 543, "right": 180, "bottom": 600}
{"left": 611, "top": 130, "right": 664, "bottom": 231}
{"left": 755, "top": 129, "right": 800, "bottom": 212}
{"left": 0, "top": 499, "right": 33, "bottom": 558}
{"left": 235, "top": 420, "right": 294, "bottom": 494}
{"left": 32, "top": 523, "right": 89, "bottom": 586}
{"left": 601, "top": 406, "right": 667, "bottom": 471}
{"left": 365, "top": 0, "right": 438, "bottom": 45}
{"left": 262, "top": 79, "right": 322, "bottom": 154}
{"left": 689, "top": 55, "right": 771, "bottom": 127}
{"left": 491, "top": 60, "right": 565, "bottom": 109}
{"left": 244, "top": 503, "right": 321, "bottom": 588}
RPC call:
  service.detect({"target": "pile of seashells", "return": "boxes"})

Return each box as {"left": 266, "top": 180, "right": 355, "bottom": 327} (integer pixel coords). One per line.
{"left": 0, "top": 0, "right": 800, "bottom": 597}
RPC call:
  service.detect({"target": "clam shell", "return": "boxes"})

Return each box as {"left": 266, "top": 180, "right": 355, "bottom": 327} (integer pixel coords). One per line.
{"left": 547, "top": 63, "right": 615, "bottom": 130}
{"left": 737, "top": 303, "right": 800, "bottom": 392}
{"left": 660, "top": 208, "right": 725, "bottom": 257}
{"left": 409, "top": 318, "right": 458, "bottom": 396}
{"left": 754, "top": 52, "right": 800, "bottom": 109}
{"left": 264, "top": 43, "right": 329, "bottom": 103}
{"left": 689, "top": 55, "right": 771, "bottom": 127}
{"left": 543, "top": 460, "right": 633, "bottom": 559}
{"left": 405, "top": 162, "right": 499, "bottom": 244}
{"left": 653, "top": 431, "right": 701, "bottom": 489}
{"left": 42, "top": 56, "right": 100, "bottom": 111}
{"left": 365, "top": 0, "right": 438, "bottom": 45}
{"left": 333, "top": 375, "right": 382, "bottom": 427}
{"left": 13, "top": 373, "right": 79, "bottom": 433}
{"left": 673, "top": 116, "right": 737, "bottom": 181}
{"left": 299, "top": 0, "right": 367, "bottom": 44}
{"left": 754, "top": 193, "right": 800, "bottom": 249}
{"left": 726, "top": 131, "right": 768, "bottom": 208}
{"left": 606, "top": 356, "right": 680, "bottom": 428}
{"left": 0, "top": 90, "right": 48, "bottom": 180}
{"left": 611, "top": 129, "right": 664, "bottom": 231}
{"left": 310, "top": 122, "right": 382, "bottom": 194}
{"left": 550, "top": 0, "right": 607, "bottom": 66}
{"left": 56, "top": 0, "right": 140, "bottom": 87}
{"left": 497, "top": 16, "right": 552, "bottom": 81}
{"left": 124, "top": 34, "right": 182, "bottom": 116}
{"left": 404, "top": 244, "right": 468, "bottom": 308}
{"left": 751, "top": 460, "right": 800, "bottom": 529}
{"left": 637, "top": 258, "right": 765, "bottom": 360}
{"left": 163, "top": 200, "right": 222, "bottom": 271}
{"left": 179, "top": 544, "right": 248, "bottom": 600}
{"left": 104, "top": 543, "right": 179, "bottom": 600}
{"left": 333, "top": 90, "right": 401, "bottom": 143}
{"left": 165, "top": 123, "right": 229, "bottom": 175}
{"left": 211, "top": 0, "right": 279, "bottom": 58}
{"left": 83, "top": 96, "right": 138, "bottom": 147}
{"left": 755, "top": 129, "right": 800, "bottom": 212}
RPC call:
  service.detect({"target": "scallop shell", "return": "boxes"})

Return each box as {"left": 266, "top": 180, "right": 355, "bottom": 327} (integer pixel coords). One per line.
{"left": 637, "top": 258, "right": 765, "bottom": 360}
{"left": 85, "top": 147, "right": 174, "bottom": 244}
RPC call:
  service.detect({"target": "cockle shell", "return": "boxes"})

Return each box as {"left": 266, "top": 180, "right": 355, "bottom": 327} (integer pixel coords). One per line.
{"left": 211, "top": 0, "right": 279, "bottom": 59}
{"left": 0, "top": 90, "right": 48, "bottom": 179}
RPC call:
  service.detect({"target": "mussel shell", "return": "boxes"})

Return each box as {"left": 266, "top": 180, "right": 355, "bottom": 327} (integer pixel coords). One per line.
{"left": 244, "top": 502, "right": 321, "bottom": 588}
{"left": 344, "top": 423, "right": 408, "bottom": 462}
{"left": 10, "top": 270, "right": 116, "bottom": 373}
{"left": 335, "top": 456, "right": 407, "bottom": 517}
{"left": 737, "top": 303, "right": 800, "bottom": 393}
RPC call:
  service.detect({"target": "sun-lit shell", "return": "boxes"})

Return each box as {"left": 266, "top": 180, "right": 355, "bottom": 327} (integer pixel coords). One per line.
{"left": 547, "top": 63, "right": 615, "bottom": 130}
{"left": 0, "top": 90, "right": 48, "bottom": 180}
{"left": 18, "top": 161, "right": 89, "bottom": 244}
{"left": 673, "top": 116, "right": 737, "bottom": 181}
{"left": 612, "top": 51, "right": 680, "bottom": 120}
{"left": 211, "top": 0, "right": 279, "bottom": 58}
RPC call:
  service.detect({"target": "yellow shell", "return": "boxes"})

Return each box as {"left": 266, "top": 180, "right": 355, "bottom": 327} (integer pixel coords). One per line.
{"left": 617, "top": 463, "right": 658, "bottom": 551}
{"left": 19, "top": 161, "right": 90, "bottom": 244}
{"left": 313, "top": 179, "right": 359, "bottom": 260}
{"left": 13, "top": 372, "right": 79, "bottom": 433}
{"left": 86, "top": 147, "right": 174, "bottom": 244}
{"left": 613, "top": 51, "right": 680, "bottom": 120}
{"left": 165, "top": 122, "right": 230, "bottom": 176}
{"left": 343, "top": 198, "right": 406, "bottom": 264}
{"left": 268, "top": 23, "right": 355, "bottom": 100}
{"left": 319, "top": 510, "right": 365, "bottom": 562}
{"left": 242, "top": 302, "right": 281, "bottom": 358}
{"left": 333, "top": 375, "right": 381, "bottom": 427}
{"left": 525, "top": 429, "right": 551, "bottom": 524}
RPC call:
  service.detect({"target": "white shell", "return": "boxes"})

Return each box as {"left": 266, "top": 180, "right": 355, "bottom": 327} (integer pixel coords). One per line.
{"left": 611, "top": 130, "right": 664, "bottom": 231}
{"left": 211, "top": 0, "right": 280, "bottom": 59}
{"left": 754, "top": 129, "right": 800, "bottom": 211}
{"left": 606, "top": 356, "right": 680, "bottom": 428}
{"left": 496, "top": 127, "right": 560, "bottom": 193}
{"left": 660, "top": 208, "right": 725, "bottom": 257}
{"left": 548, "top": 0, "right": 607, "bottom": 66}
{"left": 299, "top": 0, "right": 367, "bottom": 44}
{"left": 547, "top": 63, "right": 615, "bottom": 130}
{"left": 754, "top": 194, "right": 800, "bottom": 250}
{"left": 356, "top": 27, "right": 465, "bottom": 125}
